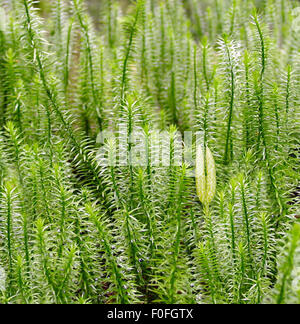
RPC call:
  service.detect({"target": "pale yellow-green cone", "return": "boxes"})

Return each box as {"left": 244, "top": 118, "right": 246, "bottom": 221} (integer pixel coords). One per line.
{"left": 0, "top": 8, "right": 7, "bottom": 33}
{"left": 195, "top": 145, "right": 206, "bottom": 204}
{"left": 196, "top": 145, "right": 216, "bottom": 205}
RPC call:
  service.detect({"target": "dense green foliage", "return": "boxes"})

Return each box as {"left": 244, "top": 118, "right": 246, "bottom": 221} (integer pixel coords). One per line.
{"left": 0, "top": 0, "right": 299, "bottom": 304}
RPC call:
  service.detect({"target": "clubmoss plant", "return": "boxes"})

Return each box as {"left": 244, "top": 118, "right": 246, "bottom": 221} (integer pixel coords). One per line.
{"left": 0, "top": 0, "right": 298, "bottom": 304}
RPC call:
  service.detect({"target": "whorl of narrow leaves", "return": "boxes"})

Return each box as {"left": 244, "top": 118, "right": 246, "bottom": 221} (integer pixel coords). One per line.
{"left": 271, "top": 224, "right": 300, "bottom": 304}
